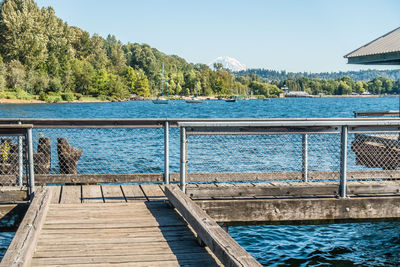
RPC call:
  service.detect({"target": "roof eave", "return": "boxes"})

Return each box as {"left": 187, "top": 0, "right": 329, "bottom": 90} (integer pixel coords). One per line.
{"left": 346, "top": 51, "right": 400, "bottom": 65}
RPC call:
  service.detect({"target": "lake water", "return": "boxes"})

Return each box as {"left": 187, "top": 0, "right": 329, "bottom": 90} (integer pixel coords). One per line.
{"left": 0, "top": 97, "right": 399, "bottom": 266}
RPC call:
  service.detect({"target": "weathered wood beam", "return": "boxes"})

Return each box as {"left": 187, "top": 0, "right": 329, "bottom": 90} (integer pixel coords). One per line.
{"left": 187, "top": 181, "right": 400, "bottom": 199}
{"left": 1, "top": 187, "right": 52, "bottom": 267}
{"left": 196, "top": 196, "right": 400, "bottom": 225}
{"left": 165, "top": 185, "right": 261, "bottom": 267}
{"left": 0, "top": 186, "right": 28, "bottom": 202}
{"left": 0, "top": 170, "right": 398, "bottom": 185}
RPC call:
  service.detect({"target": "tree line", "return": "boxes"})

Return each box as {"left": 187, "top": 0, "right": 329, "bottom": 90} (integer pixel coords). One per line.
{"left": 0, "top": 0, "right": 398, "bottom": 102}
{"left": 239, "top": 69, "right": 400, "bottom": 82}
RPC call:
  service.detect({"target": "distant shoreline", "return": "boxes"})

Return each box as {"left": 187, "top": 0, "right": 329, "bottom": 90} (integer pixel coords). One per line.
{"left": 0, "top": 94, "right": 398, "bottom": 104}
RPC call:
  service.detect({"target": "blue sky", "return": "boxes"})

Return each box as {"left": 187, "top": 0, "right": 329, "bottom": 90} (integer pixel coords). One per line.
{"left": 35, "top": 0, "right": 400, "bottom": 72}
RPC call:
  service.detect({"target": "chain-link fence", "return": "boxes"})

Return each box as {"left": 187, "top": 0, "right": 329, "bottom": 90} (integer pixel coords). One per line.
{"left": 180, "top": 121, "right": 400, "bottom": 195}
{"left": 0, "top": 121, "right": 181, "bottom": 186}
{"left": 31, "top": 128, "right": 167, "bottom": 175}
{"left": 348, "top": 132, "right": 400, "bottom": 180}
{"left": 0, "top": 136, "right": 23, "bottom": 176}
{"left": 186, "top": 132, "right": 342, "bottom": 183}
{"left": 1, "top": 119, "right": 400, "bottom": 192}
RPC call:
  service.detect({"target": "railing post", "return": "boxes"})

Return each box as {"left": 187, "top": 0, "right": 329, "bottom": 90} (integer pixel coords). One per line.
{"left": 302, "top": 134, "right": 308, "bottom": 182}
{"left": 18, "top": 121, "right": 23, "bottom": 186}
{"left": 339, "top": 125, "right": 348, "bottom": 198}
{"left": 26, "top": 128, "right": 35, "bottom": 200}
{"left": 180, "top": 126, "right": 187, "bottom": 192}
{"left": 164, "top": 121, "right": 170, "bottom": 184}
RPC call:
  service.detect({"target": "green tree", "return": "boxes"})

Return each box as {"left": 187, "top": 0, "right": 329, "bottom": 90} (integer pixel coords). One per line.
{"left": 134, "top": 69, "right": 150, "bottom": 96}
{"left": 6, "top": 59, "right": 26, "bottom": 89}
{"left": 125, "top": 66, "right": 137, "bottom": 93}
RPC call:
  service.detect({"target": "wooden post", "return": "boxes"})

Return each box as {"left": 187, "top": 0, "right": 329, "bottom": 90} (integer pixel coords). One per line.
{"left": 34, "top": 137, "right": 51, "bottom": 174}
{"left": 57, "top": 138, "right": 82, "bottom": 174}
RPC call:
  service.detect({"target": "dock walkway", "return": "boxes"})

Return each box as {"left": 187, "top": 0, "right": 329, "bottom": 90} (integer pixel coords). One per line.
{"left": 2, "top": 185, "right": 228, "bottom": 267}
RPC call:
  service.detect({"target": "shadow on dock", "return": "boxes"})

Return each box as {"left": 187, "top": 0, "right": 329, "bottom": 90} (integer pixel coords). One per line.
{"left": 145, "top": 201, "right": 220, "bottom": 266}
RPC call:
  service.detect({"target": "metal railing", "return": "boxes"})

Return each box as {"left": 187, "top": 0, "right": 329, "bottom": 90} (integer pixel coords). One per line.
{"left": 178, "top": 120, "right": 400, "bottom": 196}
{"left": 0, "top": 124, "right": 35, "bottom": 199}
{"left": 1, "top": 118, "right": 400, "bottom": 199}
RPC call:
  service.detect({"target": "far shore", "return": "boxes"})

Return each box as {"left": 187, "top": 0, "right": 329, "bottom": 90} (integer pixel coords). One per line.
{"left": 0, "top": 94, "right": 398, "bottom": 104}
{"left": 0, "top": 98, "right": 106, "bottom": 104}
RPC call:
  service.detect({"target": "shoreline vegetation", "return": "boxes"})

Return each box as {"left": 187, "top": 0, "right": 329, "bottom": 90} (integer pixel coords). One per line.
{"left": 0, "top": 0, "right": 398, "bottom": 104}
{"left": 0, "top": 93, "right": 397, "bottom": 105}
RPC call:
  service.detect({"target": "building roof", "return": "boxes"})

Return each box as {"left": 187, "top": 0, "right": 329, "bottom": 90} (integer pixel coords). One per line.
{"left": 344, "top": 27, "right": 400, "bottom": 65}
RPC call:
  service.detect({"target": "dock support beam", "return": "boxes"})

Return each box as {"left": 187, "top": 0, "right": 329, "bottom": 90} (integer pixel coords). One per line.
{"left": 340, "top": 126, "right": 348, "bottom": 198}
{"left": 180, "top": 127, "right": 187, "bottom": 192}
{"left": 18, "top": 121, "right": 23, "bottom": 187}
{"left": 164, "top": 121, "right": 170, "bottom": 184}
{"left": 302, "top": 134, "right": 308, "bottom": 182}
{"left": 26, "top": 128, "right": 35, "bottom": 199}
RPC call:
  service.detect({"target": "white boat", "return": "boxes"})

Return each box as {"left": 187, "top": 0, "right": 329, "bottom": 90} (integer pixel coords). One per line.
{"left": 153, "top": 64, "right": 169, "bottom": 104}
{"left": 225, "top": 96, "right": 238, "bottom": 102}
{"left": 185, "top": 96, "right": 204, "bottom": 103}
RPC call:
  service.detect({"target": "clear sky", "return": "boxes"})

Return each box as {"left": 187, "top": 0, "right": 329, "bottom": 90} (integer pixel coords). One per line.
{"left": 35, "top": 0, "right": 400, "bottom": 73}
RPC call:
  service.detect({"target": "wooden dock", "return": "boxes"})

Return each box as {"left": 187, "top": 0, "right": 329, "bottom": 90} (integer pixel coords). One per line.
{"left": 1, "top": 185, "right": 260, "bottom": 267}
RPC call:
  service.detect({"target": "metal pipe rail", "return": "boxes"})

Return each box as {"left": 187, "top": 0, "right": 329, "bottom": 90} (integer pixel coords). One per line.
{"left": 178, "top": 120, "right": 400, "bottom": 197}
{"left": 1, "top": 117, "right": 400, "bottom": 128}
{"left": 0, "top": 124, "right": 35, "bottom": 200}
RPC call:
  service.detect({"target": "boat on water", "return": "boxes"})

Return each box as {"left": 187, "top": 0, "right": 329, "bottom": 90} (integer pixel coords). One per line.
{"left": 225, "top": 96, "right": 238, "bottom": 102}
{"left": 186, "top": 98, "right": 204, "bottom": 103}
{"left": 153, "top": 64, "right": 169, "bottom": 104}
{"left": 152, "top": 99, "right": 169, "bottom": 104}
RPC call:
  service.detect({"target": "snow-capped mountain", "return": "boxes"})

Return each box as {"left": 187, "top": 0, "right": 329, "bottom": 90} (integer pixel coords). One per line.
{"left": 209, "top": 56, "right": 247, "bottom": 72}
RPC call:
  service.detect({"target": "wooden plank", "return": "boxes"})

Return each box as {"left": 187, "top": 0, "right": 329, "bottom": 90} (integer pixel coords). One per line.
{"left": 19, "top": 170, "right": 400, "bottom": 185}
{"left": 141, "top": 184, "right": 167, "bottom": 201}
{"left": 101, "top": 185, "right": 125, "bottom": 203}
{"left": 34, "top": 239, "right": 199, "bottom": 251}
{"left": 38, "top": 228, "right": 193, "bottom": 239}
{"left": 121, "top": 184, "right": 147, "bottom": 202}
{"left": 0, "top": 187, "right": 52, "bottom": 267}
{"left": 187, "top": 181, "right": 400, "bottom": 199}
{"left": 30, "top": 252, "right": 217, "bottom": 266}
{"left": 82, "top": 185, "right": 103, "bottom": 203}
{"left": 37, "top": 260, "right": 216, "bottom": 267}
{"left": 165, "top": 185, "right": 261, "bottom": 267}
{"left": 34, "top": 173, "right": 165, "bottom": 185}
{"left": 49, "top": 186, "right": 61, "bottom": 204}
{"left": 60, "top": 185, "right": 81, "bottom": 204}
{"left": 0, "top": 170, "right": 398, "bottom": 186}
{"left": 196, "top": 196, "right": 400, "bottom": 224}
{"left": 39, "top": 225, "right": 190, "bottom": 235}
{"left": 36, "top": 235, "right": 199, "bottom": 246}
{"left": 0, "top": 186, "right": 28, "bottom": 203}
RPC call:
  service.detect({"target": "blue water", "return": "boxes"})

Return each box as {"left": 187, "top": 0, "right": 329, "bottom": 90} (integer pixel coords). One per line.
{"left": 0, "top": 97, "right": 399, "bottom": 265}
{"left": 0, "top": 97, "right": 397, "bottom": 119}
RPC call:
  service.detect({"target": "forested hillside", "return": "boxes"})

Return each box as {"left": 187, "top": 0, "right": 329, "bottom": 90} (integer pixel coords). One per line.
{"left": 238, "top": 69, "right": 400, "bottom": 82}
{"left": 0, "top": 0, "right": 398, "bottom": 102}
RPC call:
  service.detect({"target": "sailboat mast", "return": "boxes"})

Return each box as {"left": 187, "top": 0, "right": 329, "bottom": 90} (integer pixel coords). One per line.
{"left": 161, "top": 64, "right": 164, "bottom": 97}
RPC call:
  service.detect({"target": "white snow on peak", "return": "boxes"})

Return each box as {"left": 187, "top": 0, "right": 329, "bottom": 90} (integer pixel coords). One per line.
{"left": 209, "top": 56, "right": 247, "bottom": 72}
